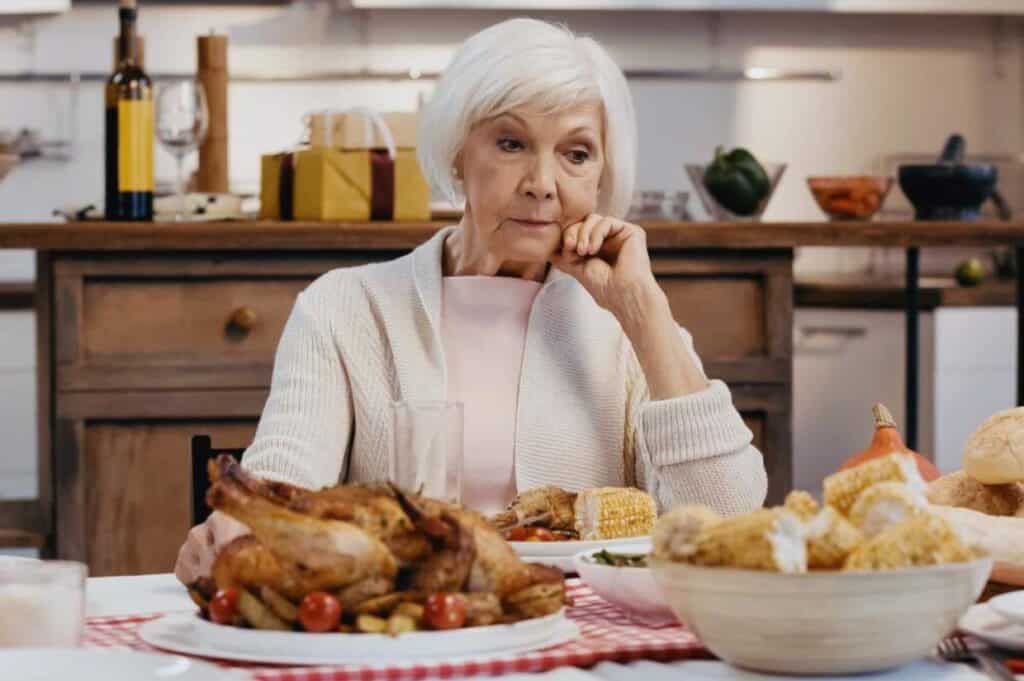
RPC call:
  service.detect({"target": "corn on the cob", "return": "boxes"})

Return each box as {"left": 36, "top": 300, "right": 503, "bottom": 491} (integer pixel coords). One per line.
{"left": 847, "top": 481, "right": 926, "bottom": 538}
{"left": 783, "top": 490, "right": 820, "bottom": 520}
{"left": 573, "top": 487, "right": 657, "bottom": 540}
{"left": 652, "top": 505, "right": 722, "bottom": 561}
{"left": 823, "top": 453, "right": 926, "bottom": 515}
{"left": 690, "top": 508, "right": 807, "bottom": 573}
{"left": 843, "top": 511, "right": 974, "bottom": 571}
{"left": 804, "top": 505, "right": 864, "bottom": 569}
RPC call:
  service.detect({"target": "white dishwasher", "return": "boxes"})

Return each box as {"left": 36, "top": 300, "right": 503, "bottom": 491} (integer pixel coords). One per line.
{"left": 794, "top": 306, "right": 1016, "bottom": 495}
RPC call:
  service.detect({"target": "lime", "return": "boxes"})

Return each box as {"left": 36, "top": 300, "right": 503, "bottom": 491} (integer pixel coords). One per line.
{"left": 954, "top": 258, "right": 986, "bottom": 287}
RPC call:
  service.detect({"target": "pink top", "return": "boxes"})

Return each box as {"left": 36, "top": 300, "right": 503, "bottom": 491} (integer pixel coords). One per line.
{"left": 441, "top": 275, "right": 543, "bottom": 514}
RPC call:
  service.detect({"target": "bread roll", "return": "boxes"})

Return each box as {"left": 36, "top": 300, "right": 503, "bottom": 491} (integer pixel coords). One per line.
{"left": 963, "top": 407, "right": 1024, "bottom": 484}
{"left": 927, "top": 470, "right": 1024, "bottom": 516}
{"left": 929, "top": 504, "right": 1024, "bottom": 569}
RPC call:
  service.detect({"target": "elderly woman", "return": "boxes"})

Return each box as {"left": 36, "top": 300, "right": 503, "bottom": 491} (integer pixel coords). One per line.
{"left": 175, "top": 17, "right": 766, "bottom": 583}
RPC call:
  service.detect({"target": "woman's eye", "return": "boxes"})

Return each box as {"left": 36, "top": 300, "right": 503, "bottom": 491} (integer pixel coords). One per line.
{"left": 497, "top": 137, "right": 524, "bottom": 152}
{"left": 567, "top": 149, "right": 590, "bottom": 164}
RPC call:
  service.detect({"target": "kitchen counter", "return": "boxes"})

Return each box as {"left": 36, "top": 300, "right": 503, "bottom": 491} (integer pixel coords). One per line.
{"left": 1, "top": 219, "right": 1024, "bottom": 250}
{"left": 796, "top": 276, "right": 1016, "bottom": 309}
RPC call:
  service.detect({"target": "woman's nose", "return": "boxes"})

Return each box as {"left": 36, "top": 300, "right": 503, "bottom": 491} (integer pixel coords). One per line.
{"left": 520, "top": 158, "right": 556, "bottom": 201}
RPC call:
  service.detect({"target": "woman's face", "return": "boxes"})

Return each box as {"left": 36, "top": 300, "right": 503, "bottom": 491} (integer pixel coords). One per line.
{"left": 456, "top": 102, "right": 605, "bottom": 264}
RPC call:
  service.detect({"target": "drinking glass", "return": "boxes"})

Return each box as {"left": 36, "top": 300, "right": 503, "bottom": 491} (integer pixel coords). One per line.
{"left": 0, "top": 559, "right": 87, "bottom": 647}
{"left": 391, "top": 401, "right": 463, "bottom": 504}
{"left": 155, "top": 80, "right": 209, "bottom": 221}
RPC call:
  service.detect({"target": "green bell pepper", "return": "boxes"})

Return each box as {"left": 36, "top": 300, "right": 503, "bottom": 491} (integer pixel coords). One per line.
{"left": 702, "top": 146, "right": 771, "bottom": 216}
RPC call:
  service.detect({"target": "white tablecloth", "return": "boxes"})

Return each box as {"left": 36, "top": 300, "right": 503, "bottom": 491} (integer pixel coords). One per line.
{"left": 84, "top": 574, "right": 1000, "bottom": 681}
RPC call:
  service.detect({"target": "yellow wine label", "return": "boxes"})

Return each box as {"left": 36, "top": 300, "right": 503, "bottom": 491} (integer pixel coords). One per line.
{"left": 117, "top": 99, "right": 154, "bottom": 192}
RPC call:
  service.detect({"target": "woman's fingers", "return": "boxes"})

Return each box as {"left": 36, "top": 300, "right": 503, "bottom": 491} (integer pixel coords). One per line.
{"left": 569, "top": 214, "right": 603, "bottom": 256}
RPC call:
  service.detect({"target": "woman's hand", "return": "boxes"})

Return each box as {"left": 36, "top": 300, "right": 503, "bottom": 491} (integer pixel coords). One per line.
{"left": 552, "top": 214, "right": 709, "bottom": 400}
{"left": 173, "top": 510, "right": 251, "bottom": 585}
{"left": 550, "top": 214, "right": 660, "bottom": 317}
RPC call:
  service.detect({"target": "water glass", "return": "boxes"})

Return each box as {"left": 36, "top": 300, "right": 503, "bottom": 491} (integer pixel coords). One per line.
{"left": 391, "top": 401, "right": 463, "bottom": 504}
{"left": 0, "top": 559, "right": 87, "bottom": 647}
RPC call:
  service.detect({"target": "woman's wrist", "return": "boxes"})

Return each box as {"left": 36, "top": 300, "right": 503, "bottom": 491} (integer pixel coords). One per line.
{"left": 610, "top": 276, "right": 670, "bottom": 338}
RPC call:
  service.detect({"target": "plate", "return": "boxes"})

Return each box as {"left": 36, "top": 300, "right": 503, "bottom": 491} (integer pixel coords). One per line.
{"left": 0, "top": 649, "right": 235, "bottom": 681}
{"left": 959, "top": 603, "right": 1024, "bottom": 652}
{"left": 139, "top": 609, "right": 579, "bottom": 666}
{"left": 988, "top": 591, "right": 1024, "bottom": 625}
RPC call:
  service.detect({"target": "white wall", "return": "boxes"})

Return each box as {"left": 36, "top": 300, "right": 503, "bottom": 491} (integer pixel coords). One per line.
{"left": 0, "top": 4, "right": 1021, "bottom": 500}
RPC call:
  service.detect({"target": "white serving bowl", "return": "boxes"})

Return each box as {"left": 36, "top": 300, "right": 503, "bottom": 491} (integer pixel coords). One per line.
{"left": 572, "top": 542, "right": 675, "bottom": 625}
{"left": 650, "top": 556, "right": 992, "bottom": 675}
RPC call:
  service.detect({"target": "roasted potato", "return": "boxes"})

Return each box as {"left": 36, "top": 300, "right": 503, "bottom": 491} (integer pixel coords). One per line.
{"left": 237, "top": 589, "right": 290, "bottom": 631}
{"left": 259, "top": 586, "right": 298, "bottom": 624}
{"left": 355, "top": 614, "right": 388, "bottom": 634}
{"left": 354, "top": 593, "right": 405, "bottom": 616}
{"left": 387, "top": 613, "right": 417, "bottom": 635}
{"left": 393, "top": 602, "right": 424, "bottom": 622}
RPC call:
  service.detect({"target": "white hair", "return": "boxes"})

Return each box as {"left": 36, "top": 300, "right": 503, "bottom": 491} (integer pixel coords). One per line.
{"left": 418, "top": 18, "right": 637, "bottom": 219}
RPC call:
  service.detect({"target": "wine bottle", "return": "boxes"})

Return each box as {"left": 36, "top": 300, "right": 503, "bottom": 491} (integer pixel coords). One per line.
{"left": 105, "top": 0, "right": 153, "bottom": 221}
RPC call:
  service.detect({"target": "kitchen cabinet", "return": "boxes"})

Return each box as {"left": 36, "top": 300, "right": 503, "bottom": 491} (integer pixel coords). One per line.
{"left": 794, "top": 305, "right": 1017, "bottom": 494}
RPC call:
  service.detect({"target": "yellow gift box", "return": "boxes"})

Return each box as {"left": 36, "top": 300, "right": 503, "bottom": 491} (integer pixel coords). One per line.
{"left": 260, "top": 147, "right": 430, "bottom": 222}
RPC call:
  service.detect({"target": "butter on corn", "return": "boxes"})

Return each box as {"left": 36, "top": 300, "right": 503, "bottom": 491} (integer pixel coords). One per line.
{"left": 783, "top": 490, "right": 820, "bottom": 520}
{"left": 574, "top": 487, "right": 657, "bottom": 540}
{"left": 843, "top": 511, "right": 975, "bottom": 571}
{"left": 804, "top": 506, "right": 864, "bottom": 569}
{"left": 691, "top": 508, "right": 807, "bottom": 574}
{"left": 848, "top": 481, "right": 927, "bottom": 538}
{"left": 823, "top": 453, "right": 926, "bottom": 515}
{"left": 652, "top": 505, "right": 722, "bottom": 561}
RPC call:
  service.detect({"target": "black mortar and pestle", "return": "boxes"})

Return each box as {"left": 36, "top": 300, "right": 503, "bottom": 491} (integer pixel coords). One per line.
{"left": 898, "top": 134, "right": 1002, "bottom": 221}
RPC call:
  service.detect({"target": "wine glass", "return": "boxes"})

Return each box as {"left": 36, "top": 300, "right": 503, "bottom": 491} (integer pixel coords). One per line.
{"left": 155, "top": 80, "right": 209, "bottom": 221}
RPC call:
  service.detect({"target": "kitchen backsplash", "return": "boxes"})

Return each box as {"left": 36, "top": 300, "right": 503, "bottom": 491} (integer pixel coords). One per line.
{"left": 0, "top": 5, "right": 1021, "bottom": 279}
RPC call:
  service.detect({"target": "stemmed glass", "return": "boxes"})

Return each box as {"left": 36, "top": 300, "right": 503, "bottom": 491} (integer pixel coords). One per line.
{"left": 155, "top": 80, "right": 209, "bottom": 221}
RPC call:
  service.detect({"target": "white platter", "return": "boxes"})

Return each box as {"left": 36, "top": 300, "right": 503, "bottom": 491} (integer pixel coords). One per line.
{"left": 959, "top": 603, "right": 1024, "bottom": 653}
{"left": 511, "top": 536, "right": 651, "bottom": 573}
{"left": 0, "top": 649, "right": 237, "bottom": 681}
{"left": 139, "top": 609, "right": 579, "bottom": 666}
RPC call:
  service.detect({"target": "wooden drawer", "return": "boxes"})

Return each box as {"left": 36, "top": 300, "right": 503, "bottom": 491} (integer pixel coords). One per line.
{"left": 57, "top": 417, "right": 259, "bottom": 576}
{"left": 53, "top": 255, "right": 380, "bottom": 391}
{"left": 652, "top": 251, "right": 792, "bottom": 385}
{"left": 733, "top": 383, "right": 792, "bottom": 505}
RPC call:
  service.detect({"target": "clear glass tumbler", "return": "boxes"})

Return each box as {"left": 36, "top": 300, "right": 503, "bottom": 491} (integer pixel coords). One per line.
{"left": 391, "top": 401, "right": 464, "bottom": 504}
{"left": 0, "top": 559, "right": 87, "bottom": 647}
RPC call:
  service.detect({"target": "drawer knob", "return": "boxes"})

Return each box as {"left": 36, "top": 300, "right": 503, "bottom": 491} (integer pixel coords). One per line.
{"left": 229, "top": 306, "right": 258, "bottom": 333}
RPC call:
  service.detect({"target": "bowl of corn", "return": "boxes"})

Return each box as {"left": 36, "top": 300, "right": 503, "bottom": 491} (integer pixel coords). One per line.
{"left": 648, "top": 454, "right": 993, "bottom": 675}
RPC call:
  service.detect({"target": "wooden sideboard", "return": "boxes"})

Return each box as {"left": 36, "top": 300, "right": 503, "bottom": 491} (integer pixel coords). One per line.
{"left": 36, "top": 243, "right": 791, "bottom": 575}
{"left": 10, "top": 218, "right": 1020, "bottom": 576}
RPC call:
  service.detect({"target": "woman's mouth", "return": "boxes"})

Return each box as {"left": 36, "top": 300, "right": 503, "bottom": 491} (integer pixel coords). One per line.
{"left": 509, "top": 218, "right": 557, "bottom": 229}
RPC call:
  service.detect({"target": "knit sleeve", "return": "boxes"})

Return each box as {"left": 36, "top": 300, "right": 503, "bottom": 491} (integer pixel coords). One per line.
{"left": 626, "top": 327, "right": 768, "bottom": 516}
{"left": 240, "top": 288, "right": 354, "bottom": 490}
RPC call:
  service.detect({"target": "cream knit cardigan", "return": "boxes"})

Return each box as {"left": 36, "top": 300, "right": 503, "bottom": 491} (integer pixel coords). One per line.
{"left": 242, "top": 227, "right": 768, "bottom": 516}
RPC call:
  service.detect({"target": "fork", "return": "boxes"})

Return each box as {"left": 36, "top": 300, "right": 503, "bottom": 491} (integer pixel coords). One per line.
{"left": 936, "top": 634, "right": 1017, "bottom": 681}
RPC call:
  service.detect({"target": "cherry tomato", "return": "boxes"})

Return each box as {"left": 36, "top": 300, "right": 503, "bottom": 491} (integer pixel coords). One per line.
{"left": 505, "top": 527, "right": 529, "bottom": 541}
{"left": 527, "top": 527, "right": 555, "bottom": 542}
{"left": 299, "top": 591, "right": 342, "bottom": 633}
{"left": 209, "top": 587, "right": 240, "bottom": 625}
{"left": 423, "top": 592, "right": 467, "bottom": 630}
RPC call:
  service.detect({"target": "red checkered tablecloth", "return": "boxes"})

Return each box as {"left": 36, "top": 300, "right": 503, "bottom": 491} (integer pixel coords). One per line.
{"left": 83, "top": 579, "right": 708, "bottom": 680}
